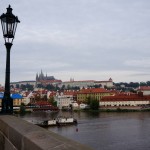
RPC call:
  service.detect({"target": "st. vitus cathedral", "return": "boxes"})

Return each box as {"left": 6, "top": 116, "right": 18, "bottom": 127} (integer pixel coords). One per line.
{"left": 36, "top": 70, "right": 55, "bottom": 82}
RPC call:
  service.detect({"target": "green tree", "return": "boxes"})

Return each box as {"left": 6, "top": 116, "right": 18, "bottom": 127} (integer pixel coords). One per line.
{"left": 67, "top": 85, "right": 71, "bottom": 90}
{"left": 48, "top": 97, "right": 57, "bottom": 107}
{"left": 16, "top": 84, "right": 20, "bottom": 88}
{"left": 90, "top": 99, "right": 99, "bottom": 110}
{"left": 61, "top": 85, "right": 65, "bottom": 90}
{"left": 146, "top": 81, "right": 150, "bottom": 86}
{"left": 37, "top": 84, "right": 44, "bottom": 88}
{"left": 46, "top": 84, "right": 55, "bottom": 90}
{"left": 86, "top": 96, "right": 91, "bottom": 105}
{"left": 26, "top": 84, "right": 34, "bottom": 91}
{"left": 85, "top": 96, "right": 99, "bottom": 110}
{"left": 140, "top": 82, "right": 147, "bottom": 86}
{"left": 20, "top": 84, "right": 26, "bottom": 90}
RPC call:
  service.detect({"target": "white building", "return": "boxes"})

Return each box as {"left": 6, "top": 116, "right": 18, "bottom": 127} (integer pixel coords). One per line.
{"left": 54, "top": 92, "right": 74, "bottom": 109}
{"left": 62, "top": 78, "right": 113, "bottom": 88}
{"left": 21, "top": 91, "right": 32, "bottom": 105}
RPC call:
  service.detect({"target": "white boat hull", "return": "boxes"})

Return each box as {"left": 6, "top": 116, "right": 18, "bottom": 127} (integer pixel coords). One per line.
{"left": 37, "top": 117, "right": 77, "bottom": 127}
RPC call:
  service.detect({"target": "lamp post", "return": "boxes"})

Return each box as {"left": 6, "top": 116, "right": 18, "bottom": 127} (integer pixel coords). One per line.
{"left": 0, "top": 5, "right": 20, "bottom": 114}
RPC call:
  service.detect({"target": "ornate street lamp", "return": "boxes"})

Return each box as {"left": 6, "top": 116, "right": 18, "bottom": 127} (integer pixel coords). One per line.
{"left": 0, "top": 5, "right": 20, "bottom": 114}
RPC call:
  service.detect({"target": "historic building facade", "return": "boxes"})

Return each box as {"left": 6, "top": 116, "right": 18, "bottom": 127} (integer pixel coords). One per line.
{"left": 100, "top": 92, "right": 150, "bottom": 107}
{"left": 61, "top": 78, "right": 114, "bottom": 89}
{"left": 77, "top": 88, "right": 111, "bottom": 102}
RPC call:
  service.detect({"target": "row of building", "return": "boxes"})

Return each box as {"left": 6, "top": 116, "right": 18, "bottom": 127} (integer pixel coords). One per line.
{"left": 19, "top": 86, "right": 150, "bottom": 110}
{"left": 0, "top": 86, "right": 150, "bottom": 110}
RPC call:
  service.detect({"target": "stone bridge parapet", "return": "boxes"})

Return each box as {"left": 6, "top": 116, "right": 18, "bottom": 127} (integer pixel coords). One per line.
{"left": 0, "top": 115, "right": 93, "bottom": 150}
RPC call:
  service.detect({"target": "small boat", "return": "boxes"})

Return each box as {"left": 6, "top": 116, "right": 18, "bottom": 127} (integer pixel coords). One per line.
{"left": 56, "top": 117, "right": 77, "bottom": 126}
{"left": 36, "top": 117, "right": 77, "bottom": 127}
{"left": 38, "top": 119, "right": 57, "bottom": 127}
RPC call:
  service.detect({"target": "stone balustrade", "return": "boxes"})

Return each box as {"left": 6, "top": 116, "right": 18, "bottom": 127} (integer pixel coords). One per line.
{"left": 0, "top": 115, "right": 93, "bottom": 150}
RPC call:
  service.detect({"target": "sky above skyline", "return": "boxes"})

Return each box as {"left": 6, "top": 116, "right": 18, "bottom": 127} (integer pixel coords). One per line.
{"left": 0, "top": 0, "right": 150, "bottom": 85}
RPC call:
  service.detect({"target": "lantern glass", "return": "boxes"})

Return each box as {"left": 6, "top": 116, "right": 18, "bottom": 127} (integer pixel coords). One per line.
{"left": 0, "top": 5, "right": 20, "bottom": 43}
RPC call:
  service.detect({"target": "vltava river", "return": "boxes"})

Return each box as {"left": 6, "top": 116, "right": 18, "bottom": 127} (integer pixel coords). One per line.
{"left": 22, "top": 111, "right": 150, "bottom": 150}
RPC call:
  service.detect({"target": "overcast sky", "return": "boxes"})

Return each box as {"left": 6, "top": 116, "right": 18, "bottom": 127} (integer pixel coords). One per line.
{"left": 0, "top": 0, "right": 150, "bottom": 85}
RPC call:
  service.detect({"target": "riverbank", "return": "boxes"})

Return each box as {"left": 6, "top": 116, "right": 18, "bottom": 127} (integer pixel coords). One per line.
{"left": 100, "top": 106, "right": 150, "bottom": 112}
{"left": 73, "top": 106, "right": 150, "bottom": 113}
{"left": 13, "top": 106, "right": 150, "bottom": 115}
{"left": 100, "top": 108, "right": 150, "bottom": 112}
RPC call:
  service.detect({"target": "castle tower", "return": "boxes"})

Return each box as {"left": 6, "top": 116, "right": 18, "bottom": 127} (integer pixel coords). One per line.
{"left": 39, "top": 69, "right": 44, "bottom": 80}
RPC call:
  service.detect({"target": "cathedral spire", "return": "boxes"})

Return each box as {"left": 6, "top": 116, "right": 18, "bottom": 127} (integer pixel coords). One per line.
{"left": 41, "top": 69, "right": 43, "bottom": 75}
{"left": 46, "top": 72, "right": 47, "bottom": 80}
{"left": 36, "top": 73, "right": 38, "bottom": 81}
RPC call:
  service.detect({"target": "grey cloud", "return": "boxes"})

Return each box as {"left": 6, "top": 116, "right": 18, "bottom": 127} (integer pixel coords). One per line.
{"left": 0, "top": 0, "right": 150, "bottom": 84}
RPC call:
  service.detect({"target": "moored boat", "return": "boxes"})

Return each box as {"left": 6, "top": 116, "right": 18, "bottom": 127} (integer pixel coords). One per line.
{"left": 56, "top": 117, "right": 77, "bottom": 126}
{"left": 36, "top": 117, "right": 77, "bottom": 127}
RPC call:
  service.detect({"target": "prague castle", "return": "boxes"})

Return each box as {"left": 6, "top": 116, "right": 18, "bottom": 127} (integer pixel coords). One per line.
{"left": 36, "top": 70, "right": 55, "bottom": 82}
{"left": 36, "top": 70, "right": 62, "bottom": 87}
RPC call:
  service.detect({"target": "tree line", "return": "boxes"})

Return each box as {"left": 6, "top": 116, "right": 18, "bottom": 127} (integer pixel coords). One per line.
{"left": 114, "top": 81, "right": 150, "bottom": 88}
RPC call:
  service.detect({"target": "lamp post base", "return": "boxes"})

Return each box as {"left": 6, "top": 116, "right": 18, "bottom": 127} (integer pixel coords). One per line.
{"left": 1, "top": 96, "right": 13, "bottom": 114}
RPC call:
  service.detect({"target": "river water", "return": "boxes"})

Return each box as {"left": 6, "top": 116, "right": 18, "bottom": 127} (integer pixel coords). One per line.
{"left": 21, "top": 111, "right": 150, "bottom": 150}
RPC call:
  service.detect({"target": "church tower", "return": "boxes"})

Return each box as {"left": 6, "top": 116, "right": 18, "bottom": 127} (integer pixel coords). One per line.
{"left": 36, "top": 73, "right": 39, "bottom": 81}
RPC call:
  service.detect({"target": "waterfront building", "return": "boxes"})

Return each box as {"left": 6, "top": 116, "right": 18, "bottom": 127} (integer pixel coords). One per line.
{"left": 100, "top": 92, "right": 150, "bottom": 107}
{"left": 54, "top": 91, "right": 74, "bottom": 109}
{"left": 77, "top": 88, "right": 111, "bottom": 102}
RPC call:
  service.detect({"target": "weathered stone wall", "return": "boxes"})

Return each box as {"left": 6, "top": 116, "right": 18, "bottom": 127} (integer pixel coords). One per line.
{"left": 0, "top": 115, "right": 93, "bottom": 150}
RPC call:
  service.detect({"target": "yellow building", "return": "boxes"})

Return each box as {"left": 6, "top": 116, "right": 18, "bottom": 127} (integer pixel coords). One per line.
{"left": 0, "top": 93, "right": 23, "bottom": 107}
{"left": 77, "top": 88, "right": 111, "bottom": 102}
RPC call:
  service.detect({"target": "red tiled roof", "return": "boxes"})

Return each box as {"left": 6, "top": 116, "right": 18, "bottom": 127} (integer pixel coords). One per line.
{"left": 49, "top": 91, "right": 57, "bottom": 97}
{"left": 38, "top": 80, "right": 62, "bottom": 83}
{"left": 138, "top": 86, "right": 150, "bottom": 91}
{"left": 101, "top": 94, "right": 150, "bottom": 102}
{"left": 77, "top": 88, "right": 109, "bottom": 94}
{"left": 63, "top": 80, "right": 95, "bottom": 83}
{"left": 94, "top": 81, "right": 112, "bottom": 83}
{"left": 35, "top": 101, "right": 51, "bottom": 106}
{"left": 63, "top": 90, "right": 77, "bottom": 96}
